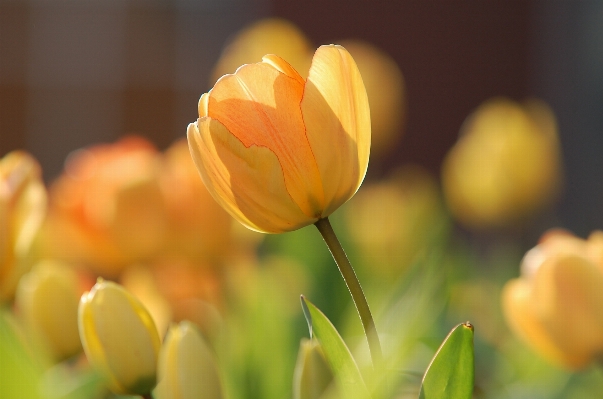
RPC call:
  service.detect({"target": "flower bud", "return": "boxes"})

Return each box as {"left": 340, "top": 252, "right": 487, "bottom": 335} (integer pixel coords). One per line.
{"left": 293, "top": 338, "right": 333, "bottom": 399}
{"left": 0, "top": 151, "right": 47, "bottom": 301}
{"left": 502, "top": 229, "right": 603, "bottom": 369}
{"left": 154, "top": 321, "right": 223, "bottom": 399}
{"left": 78, "top": 279, "right": 160, "bottom": 395}
{"left": 15, "top": 260, "right": 82, "bottom": 360}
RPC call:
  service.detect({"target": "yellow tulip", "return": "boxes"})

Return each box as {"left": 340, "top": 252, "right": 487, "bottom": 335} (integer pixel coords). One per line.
{"left": 188, "top": 44, "right": 371, "bottom": 233}
{"left": 16, "top": 260, "right": 82, "bottom": 360}
{"left": 154, "top": 321, "right": 223, "bottom": 399}
{"left": 442, "top": 98, "right": 562, "bottom": 229}
{"left": 502, "top": 229, "right": 603, "bottom": 369}
{"left": 0, "top": 151, "right": 47, "bottom": 301}
{"left": 79, "top": 279, "right": 161, "bottom": 395}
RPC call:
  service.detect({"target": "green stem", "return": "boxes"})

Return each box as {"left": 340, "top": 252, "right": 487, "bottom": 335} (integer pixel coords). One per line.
{"left": 314, "top": 217, "right": 382, "bottom": 366}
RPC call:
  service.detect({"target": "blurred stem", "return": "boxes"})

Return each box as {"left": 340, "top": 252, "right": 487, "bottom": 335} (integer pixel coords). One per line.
{"left": 141, "top": 394, "right": 153, "bottom": 399}
{"left": 314, "top": 217, "right": 383, "bottom": 367}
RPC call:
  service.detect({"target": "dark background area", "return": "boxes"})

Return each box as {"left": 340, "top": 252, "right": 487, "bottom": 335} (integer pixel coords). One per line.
{"left": 1, "top": 0, "right": 602, "bottom": 236}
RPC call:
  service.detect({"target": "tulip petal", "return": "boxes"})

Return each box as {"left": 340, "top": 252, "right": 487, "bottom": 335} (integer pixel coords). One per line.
{"left": 188, "top": 118, "right": 314, "bottom": 233}
{"left": 301, "top": 45, "right": 371, "bottom": 216}
{"left": 206, "top": 60, "right": 324, "bottom": 218}
{"left": 532, "top": 255, "right": 603, "bottom": 366}
{"left": 501, "top": 279, "right": 580, "bottom": 368}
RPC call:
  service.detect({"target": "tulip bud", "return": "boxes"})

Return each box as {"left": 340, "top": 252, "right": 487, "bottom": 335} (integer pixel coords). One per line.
{"left": 0, "top": 151, "right": 47, "bottom": 301}
{"left": 15, "top": 260, "right": 82, "bottom": 360}
{"left": 78, "top": 279, "right": 160, "bottom": 395}
{"left": 442, "top": 98, "right": 561, "bottom": 229}
{"left": 154, "top": 321, "right": 223, "bottom": 399}
{"left": 502, "top": 229, "right": 603, "bottom": 369}
{"left": 293, "top": 339, "right": 334, "bottom": 399}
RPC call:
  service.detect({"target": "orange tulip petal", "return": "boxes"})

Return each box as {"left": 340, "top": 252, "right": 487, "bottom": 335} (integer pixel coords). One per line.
{"left": 206, "top": 60, "right": 324, "bottom": 218}
{"left": 302, "top": 45, "right": 371, "bottom": 216}
{"left": 187, "top": 118, "right": 314, "bottom": 233}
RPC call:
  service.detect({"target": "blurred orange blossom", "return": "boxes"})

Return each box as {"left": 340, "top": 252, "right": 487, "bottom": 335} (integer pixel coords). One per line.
{"left": 188, "top": 44, "right": 371, "bottom": 233}
{"left": 502, "top": 229, "right": 603, "bottom": 369}
{"left": 40, "top": 136, "right": 166, "bottom": 277}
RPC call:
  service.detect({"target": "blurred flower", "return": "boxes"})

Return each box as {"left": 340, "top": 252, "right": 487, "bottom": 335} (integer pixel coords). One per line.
{"left": 79, "top": 279, "right": 161, "bottom": 395}
{"left": 442, "top": 98, "right": 562, "bottom": 229}
{"left": 188, "top": 44, "right": 371, "bottom": 233}
{"left": 339, "top": 40, "right": 406, "bottom": 160}
{"left": 345, "top": 165, "right": 448, "bottom": 277}
{"left": 293, "top": 338, "right": 333, "bottom": 399}
{"left": 159, "top": 138, "right": 259, "bottom": 263}
{"left": 40, "top": 136, "right": 167, "bottom": 277}
{"left": 0, "top": 151, "right": 47, "bottom": 301}
{"left": 15, "top": 260, "right": 82, "bottom": 360}
{"left": 502, "top": 229, "right": 603, "bottom": 369}
{"left": 154, "top": 321, "right": 223, "bottom": 399}
{"left": 211, "top": 18, "right": 313, "bottom": 83}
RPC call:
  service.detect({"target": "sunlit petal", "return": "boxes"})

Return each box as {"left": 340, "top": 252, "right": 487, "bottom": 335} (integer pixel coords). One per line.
{"left": 187, "top": 118, "right": 314, "bottom": 233}
{"left": 302, "top": 45, "right": 371, "bottom": 216}
{"left": 207, "top": 61, "right": 324, "bottom": 217}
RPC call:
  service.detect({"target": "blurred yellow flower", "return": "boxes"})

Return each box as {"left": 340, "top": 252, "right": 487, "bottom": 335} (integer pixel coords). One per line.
{"left": 79, "top": 279, "right": 161, "bottom": 395}
{"left": 15, "top": 260, "right": 82, "bottom": 360}
{"left": 502, "top": 229, "right": 603, "bottom": 369}
{"left": 0, "top": 151, "right": 47, "bottom": 301}
{"left": 41, "top": 136, "right": 166, "bottom": 277}
{"left": 339, "top": 40, "right": 406, "bottom": 160}
{"left": 345, "top": 165, "right": 447, "bottom": 277}
{"left": 442, "top": 98, "right": 562, "bottom": 229}
{"left": 211, "top": 18, "right": 313, "bottom": 83}
{"left": 188, "top": 44, "right": 371, "bottom": 233}
{"left": 154, "top": 321, "right": 223, "bottom": 399}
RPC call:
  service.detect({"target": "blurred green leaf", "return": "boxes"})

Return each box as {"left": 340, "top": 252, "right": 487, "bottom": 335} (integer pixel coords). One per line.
{"left": 419, "top": 322, "right": 474, "bottom": 399}
{"left": 300, "top": 296, "right": 370, "bottom": 399}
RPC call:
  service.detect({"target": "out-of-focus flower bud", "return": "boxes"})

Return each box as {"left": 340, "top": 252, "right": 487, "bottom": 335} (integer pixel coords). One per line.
{"left": 41, "top": 136, "right": 166, "bottom": 277}
{"left": 78, "top": 279, "right": 161, "bottom": 395}
{"left": 346, "top": 165, "right": 448, "bottom": 277}
{"left": 340, "top": 40, "right": 406, "bottom": 161}
{"left": 154, "top": 320, "right": 223, "bottom": 399}
{"left": 442, "top": 98, "right": 562, "bottom": 229}
{"left": 293, "top": 338, "right": 334, "bottom": 399}
{"left": 15, "top": 260, "right": 82, "bottom": 360}
{"left": 0, "top": 151, "right": 47, "bottom": 301}
{"left": 211, "top": 18, "right": 313, "bottom": 83}
{"left": 502, "top": 229, "right": 603, "bottom": 369}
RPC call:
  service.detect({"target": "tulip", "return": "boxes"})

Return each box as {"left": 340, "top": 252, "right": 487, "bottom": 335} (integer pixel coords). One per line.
{"left": 502, "top": 229, "right": 603, "bottom": 369}
{"left": 188, "top": 44, "right": 371, "bottom": 233}
{"left": 442, "top": 98, "right": 562, "bottom": 229}
{"left": 154, "top": 321, "right": 223, "bottom": 399}
{"left": 15, "top": 260, "right": 82, "bottom": 360}
{"left": 0, "top": 151, "right": 47, "bottom": 301}
{"left": 79, "top": 279, "right": 161, "bottom": 395}
{"left": 39, "top": 136, "right": 167, "bottom": 277}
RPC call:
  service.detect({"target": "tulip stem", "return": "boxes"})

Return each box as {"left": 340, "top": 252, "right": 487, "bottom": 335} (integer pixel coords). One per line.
{"left": 314, "top": 217, "right": 382, "bottom": 367}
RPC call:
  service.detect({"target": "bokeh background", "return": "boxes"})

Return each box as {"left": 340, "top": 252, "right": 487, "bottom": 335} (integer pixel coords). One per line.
{"left": 2, "top": 0, "right": 603, "bottom": 237}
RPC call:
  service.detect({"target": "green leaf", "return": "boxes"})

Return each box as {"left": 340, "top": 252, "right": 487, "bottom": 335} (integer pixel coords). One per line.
{"left": 419, "top": 322, "right": 474, "bottom": 399}
{"left": 300, "top": 296, "right": 370, "bottom": 399}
